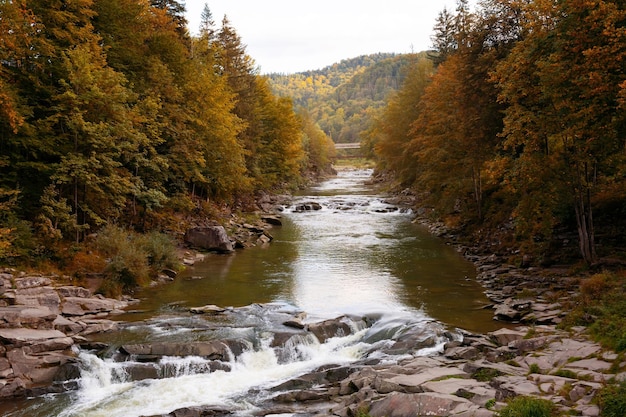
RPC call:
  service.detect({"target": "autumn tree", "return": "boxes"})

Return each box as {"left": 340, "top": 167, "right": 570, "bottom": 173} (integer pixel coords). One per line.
{"left": 298, "top": 109, "right": 336, "bottom": 176}
{"left": 251, "top": 78, "right": 305, "bottom": 189}
{"left": 494, "top": 0, "right": 626, "bottom": 263}
{"left": 372, "top": 56, "right": 434, "bottom": 185}
{"left": 374, "top": 1, "right": 512, "bottom": 223}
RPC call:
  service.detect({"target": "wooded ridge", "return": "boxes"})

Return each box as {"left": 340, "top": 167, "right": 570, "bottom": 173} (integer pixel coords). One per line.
{"left": 0, "top": 0, "right": 335, "bottom": 267}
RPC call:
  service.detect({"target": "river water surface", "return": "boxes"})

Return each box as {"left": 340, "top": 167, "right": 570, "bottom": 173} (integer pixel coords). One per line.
{"left": 7, "top": 169, "right": 500, "bottom": 417}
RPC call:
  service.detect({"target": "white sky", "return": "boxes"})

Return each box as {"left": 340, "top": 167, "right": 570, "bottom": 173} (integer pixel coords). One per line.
{"left": 184, "top": 1, "right": 465, "bottom": 74}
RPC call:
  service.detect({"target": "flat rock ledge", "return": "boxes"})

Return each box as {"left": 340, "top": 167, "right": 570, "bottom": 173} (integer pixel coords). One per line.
{"left": 0, "top": 271, "right": 132, "bottom": 399}
{"left": 157, "top": 325, "right": 616, "bottom": 417}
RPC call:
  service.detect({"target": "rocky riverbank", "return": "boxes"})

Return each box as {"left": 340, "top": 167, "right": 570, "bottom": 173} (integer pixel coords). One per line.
{"left": 263, "top": 324, "right": 615, "bottom": 417}
{"left": 378, "top": 184, "right": 577, "bottom": 328}
{"left": 0, "top": 271, "right": 133, "bottom": 399}
{"left": 411, "top": 216, "right": 578, "bottom": 327}
{"left": 139, "top": 309, "right": 617, "bottom": 417}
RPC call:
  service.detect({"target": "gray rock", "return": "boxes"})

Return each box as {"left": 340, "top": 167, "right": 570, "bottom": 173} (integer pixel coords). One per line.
{"left": 56, "top": 286, "right": 92, "bottom": 298}
{"left": 444, "top": 346, "right": 481, "bottom": 360}
{"left": 13, "top": 276, "right": 52, "bottom": 289}
{"left": 544, "top": 338, "right": 602, "bottom": 367}
{"left": 282, "top": 316, "right": 305, "bottom": 329}
{"left": 293, "top": 202, "right": 322, "bottom": 212}
{"left": 369, "top": 392, "right": 477, "bottom": 417}
{"left": 386, "top": 366, "right": 467, "bottom": 389}
{"left": 27, "top": 336, "right": 74, "bottom": 354}
{"left": 262, "top": 215, "right": 283, "bottom": 226}
{"left": 185, "top": 226, "right": 234, "bottom": 253}
{"left": 0, "top": 328, "right": 67, "bottom": 345}
{"left": 489, "top": 328, "right": 527, "bottom": 346}
{"left": 307, "top": 317, "right": 353, "bottom": 343}
{"left": 14, "top": 287, "right": 61, "bottom": 313}
{"left": 509, "top": 335, "right": 555, "bottom": 354}
{"left": 78, "top": 319, "right": 119, "bottom": 335}
{"left": 61, "top": 297, "right": 126, "bottom": 317}
{"left": 422, "top": 378, "right": 496, "bottom": 406}
{"left": 491, "top": 375, "right": 541, "bottom": 400}
{"left": 53, "top": 315, "right": 86, "bottom": 335}
{"left": 565, "top": 358, "right": 612, "bottom": 372}
{"left": 0, "top": 306, "right": 57, "bottom": 330}
{"left": 494, "top": 298, "right": 532, "bottom": 321}
{"left": 189, "top": 305, "right": 227, "bottom": 315}
{"left": 120, "top": 340, "right": 249, "bottom": 361}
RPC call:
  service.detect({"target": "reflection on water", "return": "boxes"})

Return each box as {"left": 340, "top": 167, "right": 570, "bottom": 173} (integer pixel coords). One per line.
{"left": 118, "top": 168, "right": 495, "bottom": 332}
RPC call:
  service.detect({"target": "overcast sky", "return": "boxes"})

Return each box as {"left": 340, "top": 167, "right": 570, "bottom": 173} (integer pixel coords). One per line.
{"left": 184, "top": 1, "right": 465, "bottom": 74}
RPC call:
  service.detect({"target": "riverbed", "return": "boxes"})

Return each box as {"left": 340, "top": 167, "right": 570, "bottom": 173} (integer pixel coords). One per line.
{"left": 6, "top": 168, "right": 500, "bottom": 416}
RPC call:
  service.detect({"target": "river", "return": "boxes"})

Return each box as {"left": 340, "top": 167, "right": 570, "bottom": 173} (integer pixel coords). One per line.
{"left": 6, "top": 168, "right": 499, "bottom": 417}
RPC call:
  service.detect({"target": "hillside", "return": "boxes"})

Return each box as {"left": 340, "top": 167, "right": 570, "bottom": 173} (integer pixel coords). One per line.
{"left": 268, "top": 53, "right": 424, "bottom": 144}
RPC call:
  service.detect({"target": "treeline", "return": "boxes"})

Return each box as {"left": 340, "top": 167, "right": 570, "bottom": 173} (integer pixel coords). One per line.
{"left": 369, "top": 0, "right": 626, "bottom": 265}
{"left": 0, "top": 0, "right": 335, "bottom": 263}
{"left": 269, "top": 53, "right": 412, "bottom": 144}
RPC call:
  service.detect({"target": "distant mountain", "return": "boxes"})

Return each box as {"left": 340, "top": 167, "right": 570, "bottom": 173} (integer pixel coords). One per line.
{"left": 268, "top": 53, "right": 425, "bottom": 144}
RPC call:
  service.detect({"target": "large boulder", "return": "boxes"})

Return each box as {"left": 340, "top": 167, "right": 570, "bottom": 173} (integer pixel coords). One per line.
{"left": 293, "top": 202, "right": 322, "bottom": 212}
{"left": 61, "top": 296, "right": 126, "bottom": 317}
{"left": 13, "top": 287, "right": 61, "bottom": 314}
{"left": 307, "top": 316, "right": 354, "bottom": 343}
{"left": 119, "top": 340, "right": 249, "bottom": 362}
{"left": 369, "top": 392, "right": 477, "bottom": 417}
{"left": 185, "top": 226, "right": 234, "bottom": 253}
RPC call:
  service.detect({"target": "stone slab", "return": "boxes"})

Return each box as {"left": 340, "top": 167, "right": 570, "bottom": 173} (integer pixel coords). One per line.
{"left": 0, "top": 328, "right": 66, "bottom": 344}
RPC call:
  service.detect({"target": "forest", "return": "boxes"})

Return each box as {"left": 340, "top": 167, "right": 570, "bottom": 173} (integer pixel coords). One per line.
{"left": 0, "top": 0, "right": 336, "bottom": 268}
{"left": 369, "top": 0, "right": 626, "bottom": 266}
{"left": 269, "top": 53, "right": 413, "bottom": 145}
{"left": 2, "top": 0, "right": 625, "bottom": 276}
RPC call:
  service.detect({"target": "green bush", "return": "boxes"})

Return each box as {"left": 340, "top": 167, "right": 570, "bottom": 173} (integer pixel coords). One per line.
{"left": 497, "top": 396, "right": 556, "bottom": 417}
{"left": 596, "top": 380, "right": 626, "bottom": 417}
{"left": 137, "top": 231, "right": 179, "bottom": 272}
{"left": 94, "top": 225, "right": 179, "bottom": 295}
{"left": 0, "top": 217, "right": 39, "bottom": 265}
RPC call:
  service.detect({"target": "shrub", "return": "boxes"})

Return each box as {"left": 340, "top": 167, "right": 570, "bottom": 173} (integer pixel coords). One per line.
{"left": 562, "top": 271, "right": 626, "bottom": 352}
{"left": 93, "top": 225, "right": 180, "bottom": 296}
{"left": 596, "top": 380, "right": 626, "bottom": 417}
{"left": 0, "top": 217, "right": 39, "bottom": 265}
{"left": 528, "top": 363, "right": 542, "bottom": 374}
{"left": 136, "top": 231, "right": 179, "bottom": 272}
{"left": 497, "top": 396, "right": 556, "bottom": 417}
{"left": 63, "top": 249, "right": 107, "bottom": 278}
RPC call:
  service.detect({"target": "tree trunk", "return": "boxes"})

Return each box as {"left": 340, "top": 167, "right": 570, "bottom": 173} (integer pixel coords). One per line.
{"left": 472, "top": 165, "right": 483, "bottom": 222}
{"left": 573, "top": 162, "right": 597, "bottom": 265}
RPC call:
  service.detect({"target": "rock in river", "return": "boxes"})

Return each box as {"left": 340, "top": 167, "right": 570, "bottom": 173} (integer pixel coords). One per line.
{"left": 184, "top": 226, "right": 234, "bottom": 253}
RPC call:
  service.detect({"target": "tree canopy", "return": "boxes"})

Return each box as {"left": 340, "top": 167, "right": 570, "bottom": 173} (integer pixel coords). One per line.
{"left": 371, "top": 0, "right": 626, "bottom": 265}
{"left": 0, "top": 1, "right": 333, "bottom": 263}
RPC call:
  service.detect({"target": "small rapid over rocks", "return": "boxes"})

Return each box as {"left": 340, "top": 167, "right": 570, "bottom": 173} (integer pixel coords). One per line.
{"left": 12, "top": 303, "right": 456, "bottom": 417}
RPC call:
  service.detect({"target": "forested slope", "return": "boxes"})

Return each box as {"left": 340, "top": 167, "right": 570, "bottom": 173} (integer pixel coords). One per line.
{"left": 269, "top": 53, "right": 420, "bottom": 144}
{"left": 0, "top": 1, "right": 335, "bottom": 266}
{"left": 370, "top": 0, "right": 626, "bottom": 266}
